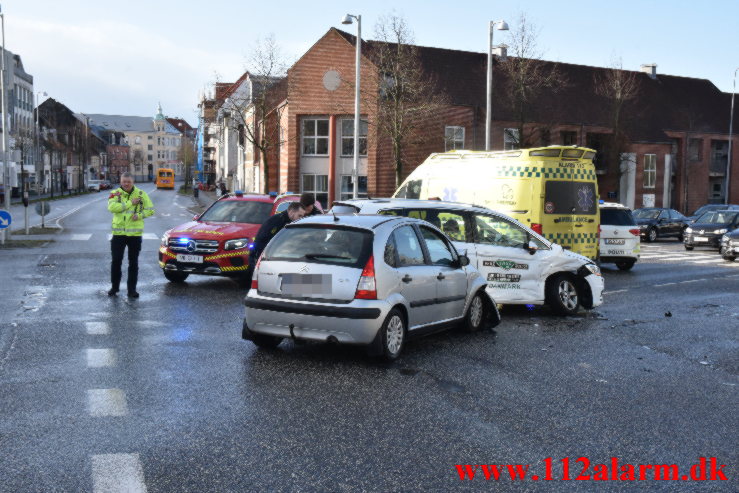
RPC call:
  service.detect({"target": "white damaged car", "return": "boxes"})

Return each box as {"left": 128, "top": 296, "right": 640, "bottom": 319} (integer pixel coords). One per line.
{"left": 331, "top": 199, "right": 604, "bottom": 315}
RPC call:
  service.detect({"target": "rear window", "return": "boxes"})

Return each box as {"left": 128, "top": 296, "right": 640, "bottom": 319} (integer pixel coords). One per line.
{"left": 159, "top": 171, "right": 173, "bottom": 177}
{"left": 330, "top": 204, "right": 360, "bottom": 214}
{"left": 394, "top": 179, "right": 422, "bottom": 199}
{"left": 199, "top": 200, "right": 272, "bottom": 224}
{"left": 600, "top": 208, "right": 636, "bottom": 226}
{"left": 544, "top": 181, "right": 597, "bottom": 215}
{"left": 264, "top": 226, "right": 373, "bottom": 268}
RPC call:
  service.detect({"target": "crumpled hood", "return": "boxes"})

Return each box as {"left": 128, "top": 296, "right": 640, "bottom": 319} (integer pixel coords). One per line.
{"left": 167, "top": 221, "right": 261, "bottom": 239}
{"left": 562, "top": 248, "right": 593, "bottom": 265}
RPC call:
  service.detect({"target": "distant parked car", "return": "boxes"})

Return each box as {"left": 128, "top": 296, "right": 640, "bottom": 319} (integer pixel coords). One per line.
{"left": 687, "top": 203, "right": 739, "bottom": 223}
{"left": 719, "top": 229, "right": 739, "bottom": 261}
{"left": 100, "top": 180, "right": 112, "bottom": 191}
{"left": 87, "top": 180, "right": 103, "bottom": 192}
{"left": 633, "top": 208, "right": 689, "bottom": 242}
{"left": 684, "top": 210, "right": 739, "bottom": 250}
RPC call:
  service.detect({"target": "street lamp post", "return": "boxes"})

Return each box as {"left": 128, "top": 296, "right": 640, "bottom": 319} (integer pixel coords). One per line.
{"left": 342, "top": 13, "right": 361, "bottom": 199}
{"left": 727, "top": 68, "right": 738, "bottom": 204}
{"left": 0, "top": 6, "right": 9, "bottom": 243}
{"left": 485, "top": 19, "right": 509, "bottom": 151}
{"left": 35, "top": 91, "right": 47, "bottom": 196}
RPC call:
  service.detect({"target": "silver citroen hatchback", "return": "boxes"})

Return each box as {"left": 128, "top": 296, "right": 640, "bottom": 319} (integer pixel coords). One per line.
{"left": 242, "top": 214, "right": 499, "bottom": 359}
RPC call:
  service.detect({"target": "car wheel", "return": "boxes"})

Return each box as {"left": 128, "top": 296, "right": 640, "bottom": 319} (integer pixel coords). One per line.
{"left": 684, "top": 245, "right": 694, "bottom": 251}
{"left": 163, "top": 271, "right": 189, "bottom": 283}
{"left": 380, "top": 309, "right": 406, "bottom": 361}
{"left": 462, "top": 292, "right": 486, "bottom": 332}
{"left": 677, "top": 229, "right": 685, "bottom": 242}
{"left": 616, "top": 260, "right": 635, "bottom": 271}
{"left": 251, "top": 333, "right": 283, "bottom": 349}
{"left": 546, "top": 274, "right": 580, "bottom": 316}
{"left": 647, "top": 227, "right": 658, "bottom": 242}
{"left": 723, "top": 253, "right": 737, "bottom": 262}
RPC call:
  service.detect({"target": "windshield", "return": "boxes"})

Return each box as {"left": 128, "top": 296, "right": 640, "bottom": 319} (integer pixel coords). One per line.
{"left": 264, "top": 226, "right": 372, "bottom": 268}
{"left": 694, "top": 211, "right": 738, "bottom": 224}
{"left": 633, "top": 209, "right": 660, "bottom": 219}
{"left": 600, "top": 208, "right": 636, "bottom": 226}
{"left": 394, "top": 179, "right": 422, "bottom": 199}
{"left": 199, "top": 200, "right": 272, "bottom": 224}
{"left": 692, "top": 205, "right": 724, "bottom": 217}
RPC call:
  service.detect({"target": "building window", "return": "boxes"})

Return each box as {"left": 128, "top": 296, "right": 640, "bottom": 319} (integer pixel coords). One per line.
{"left": 301, "top": 173, "right": 328, "bottom": 207}
{"left": 444, "top": 126, "right": 465, "bottom": 151}
{"left": 643, "top": 154, "right": 656, "bottom": 188}
{"left": 148, "top": 135, "right": 153, "bottom": 140}
{"left": 340, "top": 175, "right": 368, "bottom": 200}
{"left": 561, "top": 131, "right": 578, "bottom": 146}
{"left": 539, "top": 128, "right": 551, "bottom": 146}
{"left": 341, "top": 119, "right": 368, "bottom": 156}
{"left": 504, "top": 128, "right": 520, "bottom": 150}
{"left": 688, "top": 139, "right": 702, "bottom": 161}
{"left": 147, "top": 154, "right": 153, "bottom": 162}
{"left": 147, "top": 144, "right": 153, "bottom": 151}
{"left": 302, "top": 118, "right": 329, "bottom": 156}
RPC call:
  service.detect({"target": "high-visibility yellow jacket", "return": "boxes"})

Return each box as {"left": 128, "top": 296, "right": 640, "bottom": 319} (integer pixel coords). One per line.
{"left": 107, "top": 186, "right": 155, "bottom": 236}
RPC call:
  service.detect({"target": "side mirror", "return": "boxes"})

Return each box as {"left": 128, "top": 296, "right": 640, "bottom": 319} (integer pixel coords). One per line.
{"left": 525, "top": 240, "right": 538, "bottom": 255}
{"left": 192, "top": 214, "right": 200, "bottom": 221}
{"left": 458, "top": 254, "right": 470, "bottom": 267}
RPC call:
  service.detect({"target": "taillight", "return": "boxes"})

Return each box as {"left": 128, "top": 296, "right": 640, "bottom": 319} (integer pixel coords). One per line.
{"left": 354, "top": 255, "right": 377, "bottom": 300}
{"left": 251, "top": 254, "right": 263, "bottom": 290}
{"left": 531, "top": 223, "right": 543, "bottom": 235}
{"left": 629, "top": 228, "right": 640, "bottom": 236}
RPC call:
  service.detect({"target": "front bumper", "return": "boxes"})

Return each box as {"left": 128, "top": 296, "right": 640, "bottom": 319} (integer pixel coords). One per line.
{"left": 158, "top": 247, "right": 250, "bottom": 276}
{"left": 583, "top": 273, "right": 604, "bottom": 308}
{"left": 243, "top": 292, "right": 391, "bottom": 345}
{"left": 684, "top": 233, "right": 722, "bottom": 248}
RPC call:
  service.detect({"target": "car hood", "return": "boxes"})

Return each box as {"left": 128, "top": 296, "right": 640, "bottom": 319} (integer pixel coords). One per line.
{"left": 689, "top": 221, "right": 731, "bottom": 231}
{"left": 562, "top": 248, "right": 593, "bottom": 265}
{"left": 167, "top": 221, "right": 261, "bottom": 239}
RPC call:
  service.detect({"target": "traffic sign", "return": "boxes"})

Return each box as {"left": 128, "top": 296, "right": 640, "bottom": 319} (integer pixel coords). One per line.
{"left": 0, "top": 210, "right": 11, "bottom": 229}
{"left": 35, "top": 202, "right": 52, "bottom": 216}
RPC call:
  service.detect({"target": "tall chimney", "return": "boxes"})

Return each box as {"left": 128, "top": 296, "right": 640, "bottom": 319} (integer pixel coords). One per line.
{"left": 641, "top": 63, "right": 657, "bottom": 79}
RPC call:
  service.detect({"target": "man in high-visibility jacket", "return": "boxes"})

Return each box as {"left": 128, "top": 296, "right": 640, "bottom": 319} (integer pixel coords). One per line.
{"left": 107, "top": 172, "right": 155, "bottom": 297}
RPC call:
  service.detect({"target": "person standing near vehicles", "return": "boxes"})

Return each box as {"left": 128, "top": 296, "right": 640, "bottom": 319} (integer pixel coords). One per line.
{"left": 107, "top": 172, "right": 155, "bottom": 298}
{"left": 243, "top": 202, "right": 306, "bottom": 292}
{"left": 300, "top": 192, "right": 322, "bottom": 216}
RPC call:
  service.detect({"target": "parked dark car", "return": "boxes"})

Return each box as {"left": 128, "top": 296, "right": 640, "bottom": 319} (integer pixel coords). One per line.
{"left": 684, "top": 210, "right": 739, "bottom": 250}
{"left": 687, "top": 203, "right": 739, "bottom": 223}
{"left": 720, "top": 229, "right": 739, "bottom": 261}
{"left": 633, "top": 208, "right": 689, "bottom": 242}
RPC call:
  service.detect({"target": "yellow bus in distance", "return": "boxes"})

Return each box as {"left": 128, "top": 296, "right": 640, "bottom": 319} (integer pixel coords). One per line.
{"left": 156, "top": 168, "right": 175, "bottom": 189}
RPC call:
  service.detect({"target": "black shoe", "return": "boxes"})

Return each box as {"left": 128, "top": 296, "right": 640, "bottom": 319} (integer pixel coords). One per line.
{"left": 108, "top": 288, "right": 119, "bottom": 296}
{"left": 127, "top": 291, "right": 140, "bottom": 298}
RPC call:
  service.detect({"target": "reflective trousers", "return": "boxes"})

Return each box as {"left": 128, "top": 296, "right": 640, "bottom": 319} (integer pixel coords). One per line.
{"left": 110, "top": 235, "right": 143, "bottom": 292}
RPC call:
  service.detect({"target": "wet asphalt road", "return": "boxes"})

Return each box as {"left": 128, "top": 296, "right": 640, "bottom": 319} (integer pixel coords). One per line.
{"left": 1, "top": 188, "right": 737, "bottom": 492}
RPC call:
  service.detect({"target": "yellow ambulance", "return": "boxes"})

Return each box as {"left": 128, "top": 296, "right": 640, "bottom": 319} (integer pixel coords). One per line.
{"left": 393, "top": 146, "right": 600, "bottom": 259}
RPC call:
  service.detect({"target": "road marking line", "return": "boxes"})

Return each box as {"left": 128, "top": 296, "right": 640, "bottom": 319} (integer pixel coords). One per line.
{"left": 87, "top": 389, "right": 128, "bottom": 417}
{"left": 692, "top": 258, "right": 725, "bottom": 264}
{"left": 679, "top": 279, "right": 701, "bottom": 284}
{"left": 71, "top": 233, "right": 92, "bottom": 241}
{"left": 720, "top": 263, "right": 739, "bottom": 268}
{"left": 86, "top": 349, "right": 117, "bottom": 368}
{"left": 86, "top": 321, "right": 111, "bottom": 335}
{"left": 142, "top": 233, "right": 158, "bottom": 240}
{"left": 654, "top": 282, "right": 677, "bottom": 287}
{"left": 604, "top": 289, "right": 627, "bottom": 294}
{"left": 91, "top": 453, "right": 147, "bottom": 493}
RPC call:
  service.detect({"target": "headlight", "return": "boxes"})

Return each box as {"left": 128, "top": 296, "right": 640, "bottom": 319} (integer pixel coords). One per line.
{"left": 685, "top": 227, "right": 692, "bottom": 234}
{"left": 584, "top": 263, "right": 601, "bottom": 277}
{"left": 224, "top": 238, "right": 251, "bottom": 250}
{"left": 161, "top": 233, "right": 169, "bottom": 246}
{"left": 714, "top": 228, "right": 728, "bottom": 234}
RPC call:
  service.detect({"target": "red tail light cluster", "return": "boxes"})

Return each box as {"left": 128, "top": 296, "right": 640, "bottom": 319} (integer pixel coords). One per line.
{"left": 251, "top": 254, "right": 263, "bottom": 290}
{"left": 354, "top": 255, "right": 377, "bottom": 300}
{"left": 629, "top": 228, "right": 640, "bottom": 236}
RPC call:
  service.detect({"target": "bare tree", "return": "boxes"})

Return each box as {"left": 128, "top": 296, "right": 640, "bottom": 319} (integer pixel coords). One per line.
{"left": 498, "top": 13, "right": 566, "bottom": 148}
{"left": 178, "top": 134, "right": 196, "bottom": 190}
{"left": 370, "top": 14, "right": 449, "bottom": 188}
{"left": 594, "top": 57, "right": 639, "bottom": 181}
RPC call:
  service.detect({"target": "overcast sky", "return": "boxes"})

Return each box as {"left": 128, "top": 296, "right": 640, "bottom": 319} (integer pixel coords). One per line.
{"left": 6, "top": 0, "right": 739, "bottom": 127}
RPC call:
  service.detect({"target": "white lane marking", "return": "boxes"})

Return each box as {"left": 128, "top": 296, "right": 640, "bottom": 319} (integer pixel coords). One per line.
{"left": 86, "top": 349, "right": 117, "bottom": 368}
{"left": 679, "top": 279, "right": 701, "bottom": 284}
{"left": 654, "top": 282, "right": 677, "bottom": 287}
{"left": 142, "top": 233, "right": 158, "bottom": 240}
{"left": 71, "top": 233, "right": 92, "bottom": 241}
{"left": 87, "top": 389, "right": 128, "bottom": 417}
{"left": 91, "top": 453, "right": 148, "bottom": 493}
{"left": 692, "top": 258, "right": 725, "bottom": 264}
{"left": 604, "top": 289, "right": 627, "bottom": 294}
{"left": 86, "top": 321, "right": 111, "bottom": 335}
{"left": 720, "top": 262, "right": 739, "bottom": 267}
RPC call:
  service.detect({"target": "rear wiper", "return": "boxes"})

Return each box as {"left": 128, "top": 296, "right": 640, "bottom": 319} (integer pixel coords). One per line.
{"left": 304, "top": 253, "right": 352, "bottom": 260}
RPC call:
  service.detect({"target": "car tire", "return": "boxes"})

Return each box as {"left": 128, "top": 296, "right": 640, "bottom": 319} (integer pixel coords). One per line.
{"left": 677, "top": 229, "right": 685, "bottom": 242}
{"left": 723, "top": 253, "right": 737, "bottom": 262}
{"left": 546, "top": 274, "right": 580, "bottom": 316}
{"left": 684, "top": 245, "right": 694, "bottom": 251}
{"left": 647, "top": 227, "right": 658, "bottom": 242}
{"left": 380, "top": 308, "right": 406, "bottom": 361}
{"left": 462, "top": 292, "right": 486, "bottom": 332}
{"left": 616, "top": 260, "right": 635, "bottom": 271}
{"left": 163, "top": 271, "right": 189, "bottom": 283}
{"left": 251, "top": 333, "right": 283, "bottom": 349}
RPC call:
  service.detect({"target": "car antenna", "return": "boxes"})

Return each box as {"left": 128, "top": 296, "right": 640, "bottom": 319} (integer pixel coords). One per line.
{"left": 333, "top": 210, "right": 340, "bottom": 222}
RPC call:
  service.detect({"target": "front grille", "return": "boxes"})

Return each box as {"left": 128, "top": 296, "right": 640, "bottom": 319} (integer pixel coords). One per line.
{"left": 168, "top": 238, "right": 219, "bottom": 253}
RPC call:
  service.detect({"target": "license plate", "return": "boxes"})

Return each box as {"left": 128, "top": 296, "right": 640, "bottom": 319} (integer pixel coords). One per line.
{"left": 279, "top": 274, "right": 332, "bottom": 295}
{"left": 176, "top": 254, "right": 203, "bottom": 263}
{"left": 605, "top": 239, "right": 625, "bottom": 245}
{"left": 694, "top": 237, "right": 708, "bottom": 242}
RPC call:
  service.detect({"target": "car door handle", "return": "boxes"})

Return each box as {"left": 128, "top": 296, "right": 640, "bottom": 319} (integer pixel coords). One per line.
{"left": 437, "top": 273, "right": 446, "bottom": 280}
{"left": 402, "top": 274, "right": 413, "bottom": 283}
